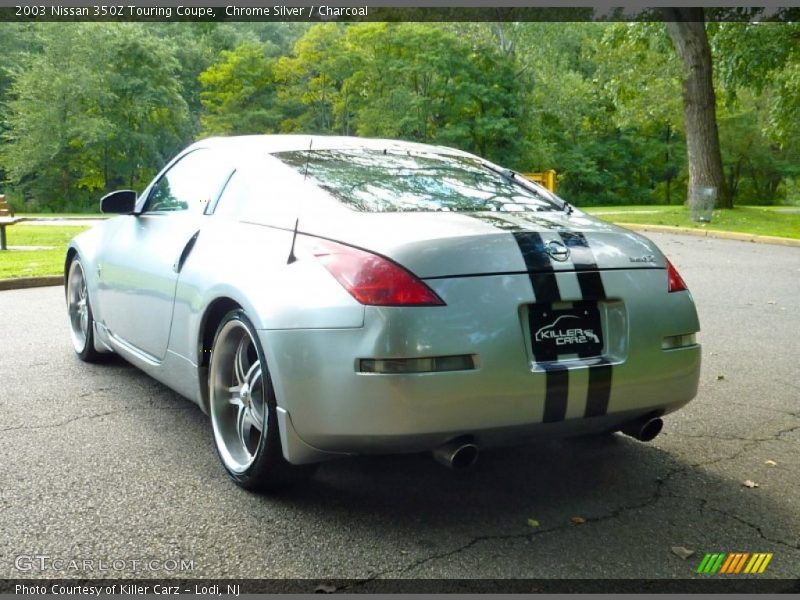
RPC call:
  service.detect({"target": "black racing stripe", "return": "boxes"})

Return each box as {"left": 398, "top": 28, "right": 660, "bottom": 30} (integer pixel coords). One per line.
{"left": 576, "top": 271, "right": 606, "bottom": 302}
{"left": 512, "top": 231, "right": 560, "bottom": 303}
{"left": 559, "top": 231, "right": 607, "bottom": 301}
{"left": 585, "top": 360, "right": 613, "bottom": 418}
{"left": 558, "top": 231, "right": 616, "bottom": 419}
{"left": 511, "top": 231, "right": 570, "bottom": 423}
{"left": 542, "top": 367, "right": 569, "bottom": 423}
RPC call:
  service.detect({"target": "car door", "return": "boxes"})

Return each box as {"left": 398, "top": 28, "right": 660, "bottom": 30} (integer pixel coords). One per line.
{"left": 96, "top": 148, "right": 233, "bottom": 361}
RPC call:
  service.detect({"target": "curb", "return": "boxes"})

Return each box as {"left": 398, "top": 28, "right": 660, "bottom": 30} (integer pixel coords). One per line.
{"left": 616, "top": 223, "right": 800, "bottom": 247}
{"left": 0, "top": 275, "right": 63, "bottom": 291}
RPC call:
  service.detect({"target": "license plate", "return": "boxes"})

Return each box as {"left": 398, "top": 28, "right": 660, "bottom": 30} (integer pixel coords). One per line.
{"left": 529, "top": 302, "right": 603, "bottom": 360}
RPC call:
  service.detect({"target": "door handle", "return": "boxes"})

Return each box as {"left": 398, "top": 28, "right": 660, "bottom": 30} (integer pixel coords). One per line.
{"left": 173, "top": 230, "right": 200, "bottom": 273}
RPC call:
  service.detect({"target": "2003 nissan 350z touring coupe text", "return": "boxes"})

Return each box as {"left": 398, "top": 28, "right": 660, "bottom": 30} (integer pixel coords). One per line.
{"left": 65, "top": 135, "right": 701, "bottom": 489}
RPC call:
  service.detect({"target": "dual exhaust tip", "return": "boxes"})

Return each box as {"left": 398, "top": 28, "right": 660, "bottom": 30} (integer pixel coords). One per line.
{"left": 432, "top": 438, "right": 479, "bottom": 470}
{"left": 432, "top": 417, "right": 663, "bottom": 470}
{"left": 621, "top": 416, "right": 663, "bottom": 442}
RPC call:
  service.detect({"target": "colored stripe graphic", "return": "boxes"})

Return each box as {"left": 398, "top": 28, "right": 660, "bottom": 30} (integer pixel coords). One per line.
{"left": 744, "top": 553, "right": 773, "bottom": 574}
{"left": 699, "top": 552, "right": 773, "bottom": 574}
{"left": 697, "top": 553, "right": 713, "bottom": 573}
{"left": 701, "top": 553, "right": 726, "bottom": 574}
{"left": 720, "top": 553, "right": 736, "bottom": 574}
{"left": 700, "top": 554, "right": 719, "bottom": 573}
{"left": 721, "top": 553, "right": 749, "bottom": 574}
{"left": 711, "top": 553, "right": 726, "bottom": 573}
{"left": 733, "top": 553, "right": 750, "bottom": 573}
{"left": 758, "top": 554, "right": 773, "bottom": 573}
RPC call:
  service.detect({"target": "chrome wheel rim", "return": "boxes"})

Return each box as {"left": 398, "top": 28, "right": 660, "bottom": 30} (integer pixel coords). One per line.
{"left": 67, "top": 261, "right": 90, "bottom": 353}
{"left": 209, "top": 320, "right": 266, "bottom": 474}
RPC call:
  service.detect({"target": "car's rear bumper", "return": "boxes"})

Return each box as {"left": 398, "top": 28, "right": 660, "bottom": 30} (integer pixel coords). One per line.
{"left": 259, "top": 270, "right": 701, "bottom": 463}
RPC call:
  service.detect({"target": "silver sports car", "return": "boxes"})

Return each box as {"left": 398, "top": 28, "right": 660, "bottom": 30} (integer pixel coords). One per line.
{"left": 66, "top": 135, "right": 701, "bottom": 489}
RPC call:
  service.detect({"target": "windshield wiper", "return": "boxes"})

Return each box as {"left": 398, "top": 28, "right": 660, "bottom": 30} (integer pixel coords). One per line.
{"left": 480, "top": 162, "right": 571, "bottom": 213}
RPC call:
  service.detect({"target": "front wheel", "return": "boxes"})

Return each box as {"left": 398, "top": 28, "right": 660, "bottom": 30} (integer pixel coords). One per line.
{"left": 66, "top": 258, "right": 101, "bottom": 362}
{"left": 208, "top": 309, "right": 310, "bottom": 490}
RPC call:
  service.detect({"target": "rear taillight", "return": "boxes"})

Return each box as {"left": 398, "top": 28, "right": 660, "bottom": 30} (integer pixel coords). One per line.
{"left": 665, "top": 257, "right": 688, "bottom": 293}
{"left": 304, "top": 238, "right": 445, "bottom": 306}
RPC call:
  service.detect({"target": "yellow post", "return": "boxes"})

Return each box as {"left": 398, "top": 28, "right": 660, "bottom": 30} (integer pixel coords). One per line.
{"left": 522, "top": 170, "right": 557, "bottom": 193}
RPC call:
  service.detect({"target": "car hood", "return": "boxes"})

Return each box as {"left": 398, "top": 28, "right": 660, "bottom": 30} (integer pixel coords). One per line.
{"left": 295, "top": 208, "right": 665, "bottom": 279}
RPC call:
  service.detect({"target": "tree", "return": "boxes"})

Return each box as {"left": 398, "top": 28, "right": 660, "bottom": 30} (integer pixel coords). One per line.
{"left": 506, "top": 22, "right": 657, "bottom": 204}
{"left": 0, "top": 23, "right": 37, "bottom": 193}
{"left": 101, "top": 24, "right": 190, "bottom": 189}
{"left": 341, "top": 23, "right": 530, "bottom": 164}
{"left": 662, "top": 9, "right": 732, "bottom": 208}
{"left": 712, "top": 20, "right": 800, "bottom": 151}
{"left": 273, "top": 23, "right": 348, "bottom": 133}
{"left": 0, "top": 24, "right": 112, "bottom": 208}
{"left": 271, "top": 23, "right": 531, "bottom": 167}
{"left": 595, "top": 23, "right": 685, "bottom": 204}
{"left": 710, "top": 18, "right": 800, "bottom": 204}
{"left": 0, "top": 24, "right": 189, "bottom": 210}
{"left": 199, "top": 41, "right": 282, "bottom": 135}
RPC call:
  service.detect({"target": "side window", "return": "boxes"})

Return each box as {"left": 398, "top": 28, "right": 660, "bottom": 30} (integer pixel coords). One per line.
{"left": 146, "top": 149, "right": 232, "bottom": 214}
{"left": 212, "top": 170, "right": 248, "bottom": 219}
{"left": 212, "top": 161, "right": 304, "bottom": 229}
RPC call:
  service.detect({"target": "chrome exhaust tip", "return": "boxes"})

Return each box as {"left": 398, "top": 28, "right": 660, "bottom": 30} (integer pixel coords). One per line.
{"left": 432, "top": 438, "right": 479, "bottom": 470}
{"left": 622, "top": 416, "right": 663, "bottom": 442}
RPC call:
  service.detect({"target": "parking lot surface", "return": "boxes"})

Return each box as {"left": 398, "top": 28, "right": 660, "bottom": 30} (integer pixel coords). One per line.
{"left": 1, "top": 233, "right": 798, "bottom": 589}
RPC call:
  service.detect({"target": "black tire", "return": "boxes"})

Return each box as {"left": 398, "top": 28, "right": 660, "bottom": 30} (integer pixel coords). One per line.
{"left": 66, "top": 258, "right": 102, "bottom": 362}
{"left": 208, "top": 309, "right": 313, "bottom": 490}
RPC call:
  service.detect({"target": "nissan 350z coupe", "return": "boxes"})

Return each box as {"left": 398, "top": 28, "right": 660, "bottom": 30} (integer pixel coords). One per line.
{"left": 65, "top": 135, "right": 701, "bottom": 489}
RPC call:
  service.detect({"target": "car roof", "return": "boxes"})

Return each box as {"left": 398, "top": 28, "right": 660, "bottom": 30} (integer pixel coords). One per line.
{"left": 188, "top": 134, "right": 476, "bottom": 160}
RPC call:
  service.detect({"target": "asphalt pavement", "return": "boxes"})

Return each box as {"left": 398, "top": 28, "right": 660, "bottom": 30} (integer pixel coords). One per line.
{"left": 0, "top": 233, "right": 798, "bottom": 590}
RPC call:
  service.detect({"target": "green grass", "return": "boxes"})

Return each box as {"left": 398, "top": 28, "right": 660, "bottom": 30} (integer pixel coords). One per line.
{"left": 583, "top": 205, "right": 800, "bottom": 240}
{"left": 0, "top": 224, "right": 89, "bottom": 279}
{"left": 1, "top": 206, "right": 797, "bottom": 280}
{"left": 18, "top": 212, "right": 105, "bottom": 219}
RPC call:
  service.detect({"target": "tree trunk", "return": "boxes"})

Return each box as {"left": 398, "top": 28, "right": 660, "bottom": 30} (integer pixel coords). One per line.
{"left": 663, "top": 9, "right": 732, "bottom": 208}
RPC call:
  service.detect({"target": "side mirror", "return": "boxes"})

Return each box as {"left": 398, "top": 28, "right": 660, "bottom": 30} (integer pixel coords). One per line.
{"left": 100, "top": 190, "right": 137, "bottom": 214}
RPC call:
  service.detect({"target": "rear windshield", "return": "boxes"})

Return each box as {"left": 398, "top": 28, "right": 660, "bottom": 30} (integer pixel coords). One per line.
{"left": 273, "top": 149, "right": 562, "bottom": 213}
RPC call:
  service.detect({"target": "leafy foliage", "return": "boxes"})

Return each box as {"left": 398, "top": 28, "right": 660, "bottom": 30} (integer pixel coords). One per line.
{"left": 0, "top": 24, "right": 188, "bottom": 210}
{"left": 199, "top": 41, "right": 282, "bottom": 135}
{"left": 1, "top": 21, "right": 799, "bottom": 211}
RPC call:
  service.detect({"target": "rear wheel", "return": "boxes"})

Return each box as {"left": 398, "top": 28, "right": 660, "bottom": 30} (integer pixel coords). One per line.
{"left": 208, "top": 309, "right": 310, "bottom": 490}
{"left": 66, "top": 258, "right": 101, "bottom": 362}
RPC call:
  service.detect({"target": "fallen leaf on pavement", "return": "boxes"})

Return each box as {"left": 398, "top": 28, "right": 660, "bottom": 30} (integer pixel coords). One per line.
{"left": 716, "top": 374, "right": 725, "bottom": 380}
{"left": 742, "top": 480, "right": 759, "bottom": 488}
{"left": 570, "top": 516, "right": 586, "bottom": 525}
{"left": 765, "top": 460, "right": 777, "bottom": 467}
{"left": 671, "top": 546, "right": 695, "bottom": 560}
